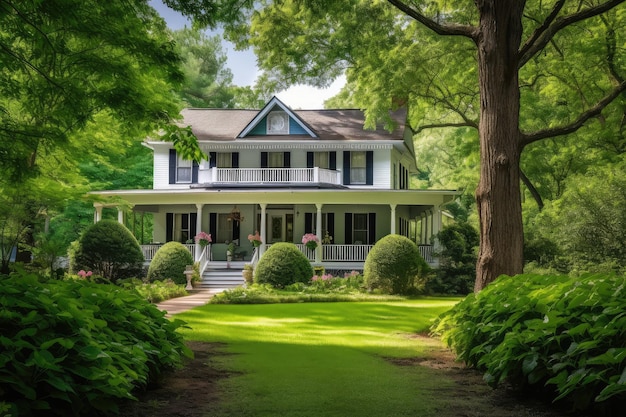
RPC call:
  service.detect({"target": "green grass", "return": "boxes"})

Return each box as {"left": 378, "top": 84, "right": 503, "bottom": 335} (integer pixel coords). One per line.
{"left": 178, "top": 298, "right": 460, "bottom": 417}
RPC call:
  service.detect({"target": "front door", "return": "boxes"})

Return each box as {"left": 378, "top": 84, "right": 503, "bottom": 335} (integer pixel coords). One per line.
{"left": 266, "top": 210, "right": 294, "bottom": 243}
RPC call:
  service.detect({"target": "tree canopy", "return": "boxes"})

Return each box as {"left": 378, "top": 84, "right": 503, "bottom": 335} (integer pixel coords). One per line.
{"left": 165, "top": 0, "right": 626, "bottom": 290}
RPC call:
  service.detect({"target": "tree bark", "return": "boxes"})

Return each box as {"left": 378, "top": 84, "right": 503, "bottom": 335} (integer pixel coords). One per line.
{"left": 474, "top": 1, "right": 526, "bottom": 292}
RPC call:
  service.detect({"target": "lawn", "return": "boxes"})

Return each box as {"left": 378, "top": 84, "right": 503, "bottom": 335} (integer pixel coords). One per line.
{"left": 177, "top": 299, "right": 467, "bottom": 416}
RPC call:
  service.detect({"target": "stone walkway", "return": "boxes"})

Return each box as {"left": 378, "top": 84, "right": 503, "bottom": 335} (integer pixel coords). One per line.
{"left": 156, "top": 289, "right": 221, "bottom": 317}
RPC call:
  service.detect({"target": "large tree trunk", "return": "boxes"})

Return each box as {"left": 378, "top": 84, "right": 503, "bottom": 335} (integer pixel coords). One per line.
{"left": 474, "top": 1, "right": 525, "bottom": 292}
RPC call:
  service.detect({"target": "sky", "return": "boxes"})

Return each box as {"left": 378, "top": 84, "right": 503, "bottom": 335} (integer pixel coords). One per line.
{"left": 149, "top": 0, "right": 346, "bottom": 109}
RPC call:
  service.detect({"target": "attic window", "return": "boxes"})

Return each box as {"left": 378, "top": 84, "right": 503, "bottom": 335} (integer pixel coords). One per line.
{"left": 266, "top": 111, "right": 288, "bottom": 135}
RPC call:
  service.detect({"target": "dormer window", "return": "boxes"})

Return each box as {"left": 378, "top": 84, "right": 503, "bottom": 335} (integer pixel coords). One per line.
{"left": 267, "top": 111, "right": 289, "bottom": 135}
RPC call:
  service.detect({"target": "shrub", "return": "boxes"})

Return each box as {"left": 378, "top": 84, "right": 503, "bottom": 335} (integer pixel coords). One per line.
{"left": 428, "top": 222, "right": 478, "bottom": 295}
{"left": 254, "top": 242, "right": 313, "bottom": 288}
{"left": 0, "top": 268, "right": 190, "bottom": 416}
{"left": 71, "top": 220, "right": 144, "bottom": 283}
{"left": 147, "top": 242, "right": 194, "bottom": 285}
{"left": 364, "top": 234, "right": 428, "bottom": 295}
{"left": 433, "top": 273, "right": 626, "bottom": 413}
{"left": 119, "top": 278, "right": 188, "bottom": 303}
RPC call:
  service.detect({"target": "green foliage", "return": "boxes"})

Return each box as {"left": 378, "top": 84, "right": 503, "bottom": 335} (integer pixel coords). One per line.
{"left": 209, "top": 276, "right": 405, "bottom": 305}
{"left": 71, "top": 220, "right": 144, "bottom": 283}
{"left": 433, "top": 273, "right": 626, "bottom": 412}
{"left": 254, "top": 242, "right": 313, "bottom": 288}
{"left": 528, "top": 163, "right": 626, "bottom": 274}
{"left": 147, "top": 242, "right": 194, "bottom": 285}
{"left": 0, "top": 268, "right": 190, "bottom": 416}
{"left": 429, "top": 223, "right": 478, "bottom": 295}
{"left": 119, "top": 278, "right": 188, "bottom": 303}
{"left": 364, "top": 234, "right": 428, "bottom": 295}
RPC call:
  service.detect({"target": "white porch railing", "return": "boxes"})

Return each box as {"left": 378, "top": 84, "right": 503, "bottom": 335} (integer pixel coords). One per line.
{"left": 210, "top": 167, "right": 341, "bottom": 185}
{"left": 141, "top": 243, "right": 435, "bottom": 265}
{"left": 142, "top": 243, "right": 196, "bottom": 262}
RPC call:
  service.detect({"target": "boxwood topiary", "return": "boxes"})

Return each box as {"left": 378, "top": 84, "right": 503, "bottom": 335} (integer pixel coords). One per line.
{"left": 147, "top": 241, "right": 194, "bottom": 284}
{"left": 71, "top": 219, "right": 144, "bottom": 283}
{"left": 254, "top": 242, "right": 314, "bottom": 288}
{"left": 364, "top": 234, "right": 428, "bottom": 295}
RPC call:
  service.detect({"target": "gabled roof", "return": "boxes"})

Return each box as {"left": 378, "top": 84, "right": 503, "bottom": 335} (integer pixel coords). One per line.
{"left": 178, "top": 97, "right": 408, "bottom": 142}
{"left": 237, "top": 96, "right": 317, "bottom": 138}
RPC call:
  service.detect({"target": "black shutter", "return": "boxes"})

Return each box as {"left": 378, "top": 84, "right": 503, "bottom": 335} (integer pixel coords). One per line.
{"left": 327, "top": 213, "right": 335, "bottom": 243}
{"left": 192, "top": 161, "right": 199, "bottom": 183}
{"left": 233, "top": 220, "right": 240, "bottom": 242}
{"left": 368, "top": 212, "right": 376, "bottom": 244}
{"left": 261, "top": 152, "right": 268, "bottom": 168}
{"left": 209, "top": 152, "right": 217, "bottom": 168}
{"left": 305, "top": 213, "right": 313, "bottom": 234}
{"left": 166, "top": 213, "right": 173, "bottom": 242}
{"left": 344, "top": 213, "right": 353, "bottom": 244}
{"left": 343, "top": 152, "right": 350, "bottom": 185}
{"left": 169, "top": 149, "right": 176, "bottom": 184}
{"left": 209, "top": 213, "right": 217, "bottom": 242}
{"left": 366, "top": 151, "right": 374, "bottom": 185}
{"left": 329, "top": 152, "right": 336, "bottom": 170}
{"left": 307, "top": 152, "right": 314, "bottom": 168}
{"left": 232, "top": 152, "right": 239, "bottom": 168}
{"left": 284, "top": 152, "right": 291, "bottom": 168}
{"left": 190, "top": 213, "right": 198, "bottom": 237}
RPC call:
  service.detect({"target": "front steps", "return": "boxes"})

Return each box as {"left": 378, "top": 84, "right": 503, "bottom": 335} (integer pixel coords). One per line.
{"left": 197, "top": 261, "right": 246, "bottom": 289}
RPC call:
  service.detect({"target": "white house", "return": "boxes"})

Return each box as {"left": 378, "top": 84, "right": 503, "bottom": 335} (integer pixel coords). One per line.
{"left": 93, "top": 97, "right": 458, "bottom": 287}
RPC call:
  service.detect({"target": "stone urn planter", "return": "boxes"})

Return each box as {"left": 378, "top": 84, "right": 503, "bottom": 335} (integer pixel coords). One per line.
{"left": 242, "top": 264, "right": 254, "bottom": 285}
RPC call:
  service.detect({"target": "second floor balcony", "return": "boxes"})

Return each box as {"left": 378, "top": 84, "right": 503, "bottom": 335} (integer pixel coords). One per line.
{"left": 199, "top": 167, "right": 342, "bottom": 185}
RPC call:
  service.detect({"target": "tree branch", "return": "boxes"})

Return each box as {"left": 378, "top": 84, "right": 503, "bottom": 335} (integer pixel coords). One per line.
{"left": 386, "top": 0, "right": 477, "bottom": 39}
{"left": 520, "top": 80, "right": 626, "bottom": 147}
{"left": 519, "top": 169, "right": 544, "bottom": 210}
{"left": 519, "top": 0, "right": 566, "bottom": 62}
{"left": 519, "top": 0, "right": 626, "bottom": 67}
{"left": 413, "top": 121, "right": 478, "bottom": 135}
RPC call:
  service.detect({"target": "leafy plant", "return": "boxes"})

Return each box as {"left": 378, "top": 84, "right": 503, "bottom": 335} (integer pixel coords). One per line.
{"left": 433, "top": 273, "right": 626, "bottom": 412}
{"left": 147, "top": 241, "right": 194, "bottom": 285}
{"left": 254, "top": 242, "right": 313, "bottom": 288}
{"left": 119, "top": 278, "right": 188, "bottom": 303}
{"left": 364, "top": 234, "right": 428, "bottom": 295}
{"left": 0, "top": 268, "right": 191, "bottom": 416}
{"left": 428, "top": 222, "right": 478, "bottom": 295}
{"left": 70, "top": 219, "right": 144, "bottom": 283}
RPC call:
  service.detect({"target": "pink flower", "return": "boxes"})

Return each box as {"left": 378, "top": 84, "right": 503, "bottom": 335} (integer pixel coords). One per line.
{"left": 248, "top": 231, "right": 262, "bottom": 247}
{"left": 194, "top": 231, "right": 212, "bottom": 246}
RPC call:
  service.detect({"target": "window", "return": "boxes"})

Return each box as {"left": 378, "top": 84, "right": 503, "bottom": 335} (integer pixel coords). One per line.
{"left": 314, "top": 152, "right": 330, "bottom": 169}
{"left": 268, "top": 152, "right": 285, "bottom": 168}
{"left": 267, "top": 111, "right": 289, "bottom": 134}
{"left": 217, "top": 214, "right": 235, "bottom": 243}
{"left": 166, "top": 212, "right": 196, "bottom": 243}
{"left": 176, "top": 154, "right": 192, "bottom": 183}
{"left": 353, "top": 213, "right": 369, "bottom": 244}
{"left": 217, "top": 152, "right": 232, "bottom": 168}
{"left": 350, "top": 151, "right": 367, "bottom": 184}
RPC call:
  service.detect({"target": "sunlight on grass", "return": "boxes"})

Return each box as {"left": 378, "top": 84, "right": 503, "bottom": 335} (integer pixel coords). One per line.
{"left": 177, "top": 298, "right": 461, "bottom": 417}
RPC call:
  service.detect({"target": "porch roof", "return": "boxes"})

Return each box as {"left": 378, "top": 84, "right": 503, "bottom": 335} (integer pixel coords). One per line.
{"left": 92, "top": 188, "right": 460, "bottom": 209}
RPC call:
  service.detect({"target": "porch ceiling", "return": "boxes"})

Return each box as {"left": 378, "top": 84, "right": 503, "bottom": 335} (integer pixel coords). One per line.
{"left": 92, "top": 188, "right": 460, "bottom": 208}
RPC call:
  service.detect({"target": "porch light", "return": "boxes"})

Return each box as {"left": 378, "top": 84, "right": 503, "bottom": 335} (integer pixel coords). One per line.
{"left": 227, "top": 206, "right": 244, "bottom": 223}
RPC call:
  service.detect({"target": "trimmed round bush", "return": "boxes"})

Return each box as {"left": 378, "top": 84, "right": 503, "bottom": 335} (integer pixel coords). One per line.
{"left": 364, "top": 234, "right": 428, "bottom": 295}
{"left": 71, "top": 219, "right": 144, "bottom": 283}
{"left": 147, "top": 242, "right": 194, "bottom": 284}
{"left": 254, "top": 242, "right": 314, "bottom": 288}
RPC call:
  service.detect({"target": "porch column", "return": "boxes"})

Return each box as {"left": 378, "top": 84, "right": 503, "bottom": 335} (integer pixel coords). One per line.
{"left": 94, "top": 204, "right": 103, "bottom": 223}
{"left": 195, "top": 203, "right": 204, "bottom": 261}
{"left": 259, "top": 203, "right": 267, "bottom": 256}
{"left": 432, "top": 204, "right": 442, "bottom": 249}
{"left": 315, "top": 203, "right": 323, "bottom": 263}
{"left": 389, "top": 204, "right": 397, "bottom": 235}
{"left": 117, "top": 208, "right": 124, "bottom": 224}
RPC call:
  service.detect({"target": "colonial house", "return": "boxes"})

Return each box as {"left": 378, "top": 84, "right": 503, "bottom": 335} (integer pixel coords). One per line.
{"left": 93, "top": 97, "right": 458, "bottom": 287}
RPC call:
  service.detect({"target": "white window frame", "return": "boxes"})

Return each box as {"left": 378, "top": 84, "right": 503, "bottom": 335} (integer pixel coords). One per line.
{"left": 350, "top": 151, "right": 367, "bottom": 185}
{"left": 176, "top": 155, "right": 192, "bottom": 183}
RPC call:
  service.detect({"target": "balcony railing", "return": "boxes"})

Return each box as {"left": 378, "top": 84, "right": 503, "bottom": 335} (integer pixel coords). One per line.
{"left": 204, "top": 167, "right": 341, "bottom": 185}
